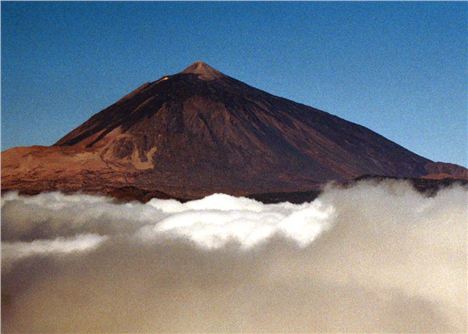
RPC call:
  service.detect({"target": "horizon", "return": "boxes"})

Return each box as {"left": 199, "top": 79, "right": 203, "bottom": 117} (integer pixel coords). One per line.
{"left": 2, "top": 2, "right": 467, "bottom": 167}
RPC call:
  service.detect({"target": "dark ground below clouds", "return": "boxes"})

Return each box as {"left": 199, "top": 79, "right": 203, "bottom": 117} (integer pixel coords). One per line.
{"left": 2, "top": 175, "right": 466, "bottom": 204}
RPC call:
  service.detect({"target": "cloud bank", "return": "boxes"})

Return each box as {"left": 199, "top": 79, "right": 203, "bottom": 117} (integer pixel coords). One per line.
{"left": 2, "top": 180, "right": 467, "bottom": 333}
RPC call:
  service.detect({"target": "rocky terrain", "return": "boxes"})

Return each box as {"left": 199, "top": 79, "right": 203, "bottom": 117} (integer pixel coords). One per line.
{"left": 2, "top": 61, "right": 467, "bottom": 202}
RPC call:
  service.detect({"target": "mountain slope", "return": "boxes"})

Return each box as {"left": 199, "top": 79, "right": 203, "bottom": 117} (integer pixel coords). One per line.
{"left": 2, "top": 61, "right": 466, "bottom": 199}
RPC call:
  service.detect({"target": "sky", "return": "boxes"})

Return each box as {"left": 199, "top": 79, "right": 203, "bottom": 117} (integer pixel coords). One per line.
{"left": 1, "top": 2, "right": 467, "bottom": 166}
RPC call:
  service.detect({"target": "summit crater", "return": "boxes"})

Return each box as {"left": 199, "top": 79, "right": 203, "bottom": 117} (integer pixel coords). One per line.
{"left": 181, "top": 61, "right": 224, "bottom": 80}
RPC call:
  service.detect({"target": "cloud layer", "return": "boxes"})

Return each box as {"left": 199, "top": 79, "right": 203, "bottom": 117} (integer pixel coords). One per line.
{"left": 2, "top": 180, "right": 467, "bottom": 333}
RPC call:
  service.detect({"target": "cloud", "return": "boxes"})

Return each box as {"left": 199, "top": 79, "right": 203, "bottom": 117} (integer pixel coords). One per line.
{"left": 1, "top": 180, "right": 467, "bottom": 333}
{"left": 141, "top": 194, "right": 334, "bottom": 249}
{"left": 2, "top": 234, "right": 107, "bottom": 263}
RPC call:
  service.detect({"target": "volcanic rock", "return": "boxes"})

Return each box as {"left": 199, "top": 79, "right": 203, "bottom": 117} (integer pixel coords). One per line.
{"left": 2, "top": 61, "right": 466, "bottom": 201}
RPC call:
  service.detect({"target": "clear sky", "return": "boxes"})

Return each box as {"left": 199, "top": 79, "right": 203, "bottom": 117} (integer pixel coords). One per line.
{"left": 2, "top": 2, "right": 467, "bottom": 166}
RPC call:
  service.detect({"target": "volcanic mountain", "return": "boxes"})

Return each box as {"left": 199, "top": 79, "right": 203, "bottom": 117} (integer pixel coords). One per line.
{"left": 2, "top": 61, "right": 467, "bottom": 200}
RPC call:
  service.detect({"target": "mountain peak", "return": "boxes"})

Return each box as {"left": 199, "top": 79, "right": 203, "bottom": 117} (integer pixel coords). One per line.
{"left": 181, "top": 61, "right": 224, "bottom": 80}
{"left": 5, "top": 62, "right": 461, "bottom": 202}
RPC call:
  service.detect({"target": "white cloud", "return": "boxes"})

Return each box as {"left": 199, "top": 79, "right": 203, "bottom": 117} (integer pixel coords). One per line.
{"left": 141, "top": 194, "right": 334, "bottom": 249}
{"left": 2, "top": 234, "right": 107, "bottom": 262}
{"left": 1, "top": 180, "right": 467, "bottom": 333}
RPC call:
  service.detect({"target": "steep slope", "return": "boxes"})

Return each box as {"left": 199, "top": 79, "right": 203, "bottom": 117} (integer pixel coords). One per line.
{"left": 2, "top": 61, "right": 465, "bottom": 199}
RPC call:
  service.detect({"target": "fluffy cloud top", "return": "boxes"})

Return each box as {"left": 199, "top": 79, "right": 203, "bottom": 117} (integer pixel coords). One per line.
{"left": 2, "top": 180, "right": 467, "bottom": 333}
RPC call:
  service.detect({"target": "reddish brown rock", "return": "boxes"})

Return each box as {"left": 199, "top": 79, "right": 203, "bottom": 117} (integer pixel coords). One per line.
{"left": 2, "top": 61, "right": 466, "bottom": 201}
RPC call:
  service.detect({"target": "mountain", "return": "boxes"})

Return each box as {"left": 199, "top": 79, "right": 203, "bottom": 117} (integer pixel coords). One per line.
{"left": 2, "top": 61, "right": 467, "bottom": 201}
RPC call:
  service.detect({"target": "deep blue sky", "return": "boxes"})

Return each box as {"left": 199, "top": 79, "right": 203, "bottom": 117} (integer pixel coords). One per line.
{"left": 2, "top": 2, "right": 467, "bottom": 166}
